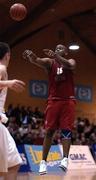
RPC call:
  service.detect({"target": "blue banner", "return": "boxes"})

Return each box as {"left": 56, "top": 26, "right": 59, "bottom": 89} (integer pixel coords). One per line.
{"left": 24, "top": 145, "right": 62, "bottom": 172}
{"left": 75, "top": 85, "right": 92, "bottom": 102}
{"left": 29, "top": 80, "right": 48, "bottom": 98}
{"left": 18, "top": 145, "right": 62, "bottom": 173}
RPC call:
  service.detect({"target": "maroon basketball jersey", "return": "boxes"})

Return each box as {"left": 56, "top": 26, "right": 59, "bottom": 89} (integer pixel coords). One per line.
{"left": 48, "top": 59, "right": 75, "bottom": 100}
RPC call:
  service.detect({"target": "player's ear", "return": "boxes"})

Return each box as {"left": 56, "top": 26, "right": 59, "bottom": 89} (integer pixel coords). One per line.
{"left": 6, "top": 52, "right": 10, "bottom": 60}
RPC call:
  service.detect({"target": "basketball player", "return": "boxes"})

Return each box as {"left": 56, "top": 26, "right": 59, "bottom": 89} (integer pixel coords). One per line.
{"left": 0, "top": 42, "right": 25, "bottom": 180}
{"left": 23, "top": 44, "right": 76, "bottom": 174}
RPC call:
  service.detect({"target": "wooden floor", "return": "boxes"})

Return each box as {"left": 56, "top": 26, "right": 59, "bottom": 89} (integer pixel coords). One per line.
{"left": 17, "top": 170, "right": 96, "bottom": 180}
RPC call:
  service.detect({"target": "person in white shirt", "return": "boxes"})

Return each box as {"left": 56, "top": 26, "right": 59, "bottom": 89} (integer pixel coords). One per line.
{"left": 0, "top": 42, "right": 25, "bottom": 180}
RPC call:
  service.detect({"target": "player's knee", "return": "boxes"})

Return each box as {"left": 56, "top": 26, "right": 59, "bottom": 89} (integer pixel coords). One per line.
{"left": 8, "top": 164, "right": 20, "bottom": 173}
{"left": 61, "top": 129, "right": 72, "bottom": 139}
{"left": 46, "top": 129, "right": 55, "bottom": 138}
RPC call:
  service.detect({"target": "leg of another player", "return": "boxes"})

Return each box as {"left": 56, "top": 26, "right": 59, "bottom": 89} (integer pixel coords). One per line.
{"left": 42, "top": 129, "right": 55, "bottom": 161}
{"left": 3, "top": 164, "right": 20, "bottom": 180}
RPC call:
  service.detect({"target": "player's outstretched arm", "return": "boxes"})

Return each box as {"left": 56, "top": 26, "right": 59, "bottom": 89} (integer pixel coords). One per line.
{"left": 23, "top": 49, "right": 52, "bottom": 69}
{"left": 0, "top": 79, "right": 25, "bottom": 92}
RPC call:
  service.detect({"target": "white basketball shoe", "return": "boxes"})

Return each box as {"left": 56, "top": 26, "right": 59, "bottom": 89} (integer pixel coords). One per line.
{"left": 39, "top": 160, "right": 47, "bottom": 175}
{"left": 59, "top": 157, "right": 68, "bottom": 171}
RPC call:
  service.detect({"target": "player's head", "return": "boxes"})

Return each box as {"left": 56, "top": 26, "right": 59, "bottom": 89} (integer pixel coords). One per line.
{"left": 55, "top": 44, "right": 68, "bottom": 56}
{"left": 0, "top": 42, "right": 10, "bottom": 66}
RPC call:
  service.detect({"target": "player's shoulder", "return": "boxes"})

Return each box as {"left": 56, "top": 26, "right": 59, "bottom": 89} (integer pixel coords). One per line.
{"left": 43, "top": 57, "right": 53, "bottom": 65}
{"left": 0, "top": 65, "right": 6, "bottom": 71}
{"left": 0, "top": 65, "right": 7, "bottom": 73}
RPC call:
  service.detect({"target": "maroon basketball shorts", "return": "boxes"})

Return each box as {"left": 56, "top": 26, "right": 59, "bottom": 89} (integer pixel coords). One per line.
{"left": 44, "top": 99, "right": 76, "bottom": 131}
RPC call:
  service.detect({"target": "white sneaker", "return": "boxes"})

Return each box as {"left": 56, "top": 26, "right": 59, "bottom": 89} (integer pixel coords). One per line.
{"left": 59, "top": 157, "right": 68, "bottom": 171}
{"left": 39, "top": 160, "right": 47, "bottom": 175}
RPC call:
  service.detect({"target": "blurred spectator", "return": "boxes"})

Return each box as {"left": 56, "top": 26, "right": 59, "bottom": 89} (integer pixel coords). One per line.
{"left": 76, "top": 117, "right": 85, "bottom": 134}
{"left": 34, "top": 107, "right": 44, "bottom": 118}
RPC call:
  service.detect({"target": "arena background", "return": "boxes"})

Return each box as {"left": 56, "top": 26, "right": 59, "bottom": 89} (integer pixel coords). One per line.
{"left": 6, "top": 21, "right": 96, "bottom": 123}
{"left": 0, "top": 0, "right": 96, "bottom": 179}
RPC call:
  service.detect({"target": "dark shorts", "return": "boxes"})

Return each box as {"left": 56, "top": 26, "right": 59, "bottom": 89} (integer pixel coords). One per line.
{"left": 44, "top": 99, "right": 76, "bottom": 131}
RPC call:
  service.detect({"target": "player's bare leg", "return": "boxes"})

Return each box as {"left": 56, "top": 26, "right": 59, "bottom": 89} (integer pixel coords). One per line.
{"left": 59, "top": 130, "right": 72, "bottom": 171}
{"left": 42, "top": 129, "right": 55, "bottom": 160}
{"left": 3, "top": 164, "right": 20, "bottom": 180}
{"left": 62, "top": 138, "right": 71, "bottom": 158}
{"left": 39, "top": 129, "right": 55, "bottom": 175}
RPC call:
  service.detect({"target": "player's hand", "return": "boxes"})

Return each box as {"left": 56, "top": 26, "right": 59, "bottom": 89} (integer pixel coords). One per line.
{"left": 0, "top": 113, "right": 8, "bottom": 124}
{"left": 8, "top": 79, "right": 25, "bottom": 92}
{"left": 43, "top": 49, "right": 55, "bottom": 57}
{"left": 22, "top": 49, "right": 37, "bottom": 63}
